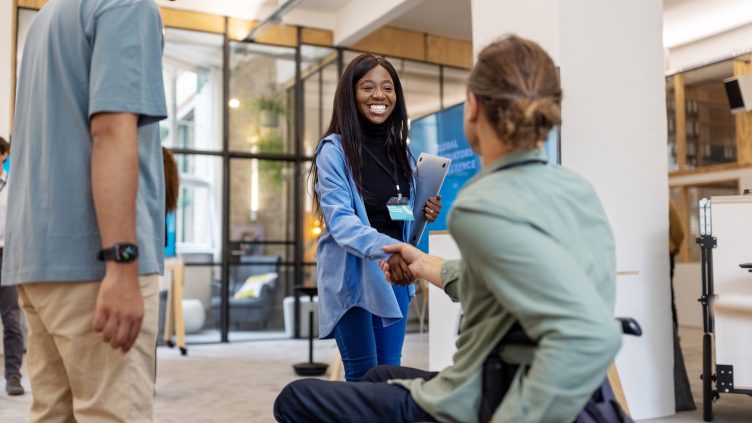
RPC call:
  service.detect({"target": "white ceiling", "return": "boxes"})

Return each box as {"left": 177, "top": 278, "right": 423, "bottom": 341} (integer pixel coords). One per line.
{"left": 155, "top": 0, "right": 275, "bottom": 20}
{"left": 663, "top": 0, "right": 752, "bottom": 49}
{"left": 159, "top": 1, "right": 745, "bottom": 53}
{"left": 297, "top": 0, "right": 351, "bottom": 13}
{"left": 389, "top": 0, "right": 472, "bottom": 41}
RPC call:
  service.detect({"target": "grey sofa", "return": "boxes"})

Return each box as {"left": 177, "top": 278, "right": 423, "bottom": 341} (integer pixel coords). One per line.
{"left": 211, "top": 255, "right": 281, "bottom": 329}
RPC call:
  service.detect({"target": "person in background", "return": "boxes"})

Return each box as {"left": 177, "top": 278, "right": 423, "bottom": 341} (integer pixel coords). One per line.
{"left": 668, "top": 200, "right": 695, "bottom": 411}
{"left": 163, "top": 147, "right": 179, "bottom": 216}
{"left": 3, "top": 0, "right": 167, "bottom": 421}
{"left": 274, "top": 35, "right": 622, "bottom": 423}
{"left": 308, "top": 53, "right": 442, "bottom": 382}
{"left": 0, "top": 136, "right": 25, "bottom": 396}
{"left": 668, "top": 200, "right": 685, "bottom": 331}
{"left": 162, "top": 146, "right": 179, "bottom": 243}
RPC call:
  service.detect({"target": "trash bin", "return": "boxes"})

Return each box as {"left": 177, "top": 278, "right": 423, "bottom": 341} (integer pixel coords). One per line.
{"left": 283, "top": 295, "right": 319, "bottom": 338}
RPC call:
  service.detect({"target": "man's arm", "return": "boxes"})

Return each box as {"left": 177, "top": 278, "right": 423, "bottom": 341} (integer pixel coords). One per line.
{"left": 381, "top": 245, "right": 463, "bottom": 302}
{"left": 90, "top": 112, "right": 143, "bottom": 354}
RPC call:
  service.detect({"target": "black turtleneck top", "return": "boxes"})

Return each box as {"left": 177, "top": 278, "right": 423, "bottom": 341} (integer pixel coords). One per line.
{"left": 360, "top": 120, "right": 410, "bottom": 242}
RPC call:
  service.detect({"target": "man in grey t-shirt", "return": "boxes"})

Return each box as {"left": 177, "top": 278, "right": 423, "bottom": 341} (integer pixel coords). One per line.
{"left": 5, "top": 0, "right": 166, "bottom": 420}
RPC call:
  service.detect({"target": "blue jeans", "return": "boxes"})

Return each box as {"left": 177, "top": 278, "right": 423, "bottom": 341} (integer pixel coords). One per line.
{"left": 334, "top": 284, "right": 410, "bottom": 381}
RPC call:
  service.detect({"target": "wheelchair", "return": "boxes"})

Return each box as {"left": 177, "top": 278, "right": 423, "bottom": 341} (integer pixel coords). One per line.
{"left": 478, "top": 318, "right": 642, "bottom": 423}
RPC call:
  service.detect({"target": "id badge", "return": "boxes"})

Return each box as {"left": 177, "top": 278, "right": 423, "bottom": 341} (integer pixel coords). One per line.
{"left": 386, "top": 196, "right": 414, "bottom": 221}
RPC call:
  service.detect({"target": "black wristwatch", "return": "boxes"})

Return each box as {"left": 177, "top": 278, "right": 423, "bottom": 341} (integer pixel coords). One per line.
{"left": 97, "top": 243, "right": 139, "bottom": 263}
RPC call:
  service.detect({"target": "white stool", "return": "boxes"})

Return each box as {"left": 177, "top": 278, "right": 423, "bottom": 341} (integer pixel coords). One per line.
{"left": 182, "top": 299, "right": 205, "bottom": 334}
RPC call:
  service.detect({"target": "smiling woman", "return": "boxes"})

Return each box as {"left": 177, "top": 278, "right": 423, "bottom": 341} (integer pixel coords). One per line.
{"left": 355, "top": 65, "right": 397, "bottom": 125}
{"left": 306, "top": 54, "right": 443, "bottom": 382}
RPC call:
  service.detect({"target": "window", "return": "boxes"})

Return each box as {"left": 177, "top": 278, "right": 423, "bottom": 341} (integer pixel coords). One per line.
{"left": 161, "top": 29, "right": 224, "bottom": 152}
{"left": 443, "top": 66, "right": 470, "bottom": 108}
{"left": 229, "top": 42, "right": 297, "bottom": 154}
{"left": 301, "top": 45, "right": 338, "bottom": 155}
{"left": 669, "top": 61, "right": 737, "bottom": 170}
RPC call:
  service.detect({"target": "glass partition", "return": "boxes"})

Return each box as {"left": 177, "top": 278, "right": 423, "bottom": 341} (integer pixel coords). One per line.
{"left": 443, "top": 66, "right": 470, "bottom": 108}
{"left": 229, "top": 42, "right": 297, "bottom": 154}
{"left": 680, "top": 61, "right": 736, "bottom": 168}
{"left": 226, "top": 156, "right": 295, "bottom": 336}
{"left": 301, "top": 45, "right": 339, "bottom": 155}
{"left": 173, "top": 154, "right": 223, "bottom": 257}
{"left": 161, "top": 29, "right": 224, "bottom": 152}
{"left": 389, "top": 57, "right": 441, "bottom": 119}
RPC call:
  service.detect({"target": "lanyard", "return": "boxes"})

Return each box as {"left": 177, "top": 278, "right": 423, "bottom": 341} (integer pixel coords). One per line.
{"left": 492, "top": 159, "right": 547, "bottom": 173}
{"left": 362, "top": 145, "right": 404, "bottom": 198}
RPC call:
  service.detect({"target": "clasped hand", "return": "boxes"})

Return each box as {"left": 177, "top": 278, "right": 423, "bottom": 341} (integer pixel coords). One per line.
{"left": 383, "top": 252, "right": 414, "bottom": 285}
{"left": 380, "top": 243, "right": 425, "bottom": 286}
{"left": 381, "top": 196, "right": 442, "bottom": 285}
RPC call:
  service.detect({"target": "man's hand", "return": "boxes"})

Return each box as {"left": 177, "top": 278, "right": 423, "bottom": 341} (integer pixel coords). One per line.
{"left": 386, "top": 254, "right": 414, "bottom": 285}
{"left": 93, "top": 264, "right": 143, "bottom": 353}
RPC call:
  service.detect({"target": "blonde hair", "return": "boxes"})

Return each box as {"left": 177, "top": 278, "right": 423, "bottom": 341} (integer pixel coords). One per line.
{"left": 468, "top": 35, "right": 562, "bottom": 149}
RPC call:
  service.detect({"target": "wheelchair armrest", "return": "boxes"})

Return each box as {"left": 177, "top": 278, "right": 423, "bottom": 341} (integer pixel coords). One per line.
{"left": 617, "top": 317, "right": 642, "bottom": 337}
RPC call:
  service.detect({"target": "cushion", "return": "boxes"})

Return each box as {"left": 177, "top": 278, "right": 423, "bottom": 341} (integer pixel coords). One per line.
{"left": 233, "top": 272, "right": 278, "bottom": 300}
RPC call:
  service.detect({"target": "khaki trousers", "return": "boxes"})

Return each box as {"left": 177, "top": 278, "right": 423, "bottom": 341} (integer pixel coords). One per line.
{"left": 17, "top": 275, "right": 159, "bottom": 423}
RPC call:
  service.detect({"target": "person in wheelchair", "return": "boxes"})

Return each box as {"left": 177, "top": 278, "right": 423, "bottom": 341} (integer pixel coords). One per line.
{"left": 274, "top": 34, "right": 623, "bottom": 423}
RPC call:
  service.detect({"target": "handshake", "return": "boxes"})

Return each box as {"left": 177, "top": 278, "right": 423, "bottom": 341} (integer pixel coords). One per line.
{"left": 378, "top": 243, "right": 445, "bottom": 288}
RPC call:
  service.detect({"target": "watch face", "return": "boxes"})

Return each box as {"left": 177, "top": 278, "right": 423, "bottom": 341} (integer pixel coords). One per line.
{"left": 118, "top": 245, "right": 138, "bottom": 261}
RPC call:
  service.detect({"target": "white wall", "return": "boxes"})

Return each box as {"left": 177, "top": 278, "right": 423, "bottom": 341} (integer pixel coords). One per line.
{"left": 471, "top": 0, "right": 673, "bottom": 419}
{"left": 427, "top": 233, "right": 462, "bottom": 371}
{"left": 1, "top": 0, "right": 12, "bottom": 139}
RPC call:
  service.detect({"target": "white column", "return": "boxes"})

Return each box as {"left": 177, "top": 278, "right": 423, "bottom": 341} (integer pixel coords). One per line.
{"left": 0, "top": 0, "right": 12, "bottom": 139}
{"left": 471, "top": 0, "right": 672, "bottom": 419}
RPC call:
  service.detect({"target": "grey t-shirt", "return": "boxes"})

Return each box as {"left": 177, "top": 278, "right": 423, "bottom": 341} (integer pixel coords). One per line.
{"left": 2, "top": 0, "right": 167, "bottom": 285}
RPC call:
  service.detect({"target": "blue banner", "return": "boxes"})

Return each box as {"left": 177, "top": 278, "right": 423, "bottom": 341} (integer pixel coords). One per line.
{"left": 409, "top": 103, "right": 559, "bottom": 252}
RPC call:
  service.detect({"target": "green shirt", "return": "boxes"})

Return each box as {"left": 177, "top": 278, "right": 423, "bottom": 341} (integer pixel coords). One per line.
{"left": 392, "top": 148, "right": 622, "bottom": 422}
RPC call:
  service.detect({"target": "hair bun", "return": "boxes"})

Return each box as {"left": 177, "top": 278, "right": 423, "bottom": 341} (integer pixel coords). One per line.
{"left": 468, "top": 35, "right": 562, "bottom": 150}
{"left": 495, "top": 96, "right": 560, "bottom": 149}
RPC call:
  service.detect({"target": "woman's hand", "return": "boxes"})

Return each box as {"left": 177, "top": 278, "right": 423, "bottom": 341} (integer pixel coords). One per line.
{"left": 380, "top": 243, "right": 446, "bottom": 288}
{"left": 424, "top": 195, "right": 442, "bottom": 223}
{"left": 384, "top": 254, "right": 414, "bottom": 285}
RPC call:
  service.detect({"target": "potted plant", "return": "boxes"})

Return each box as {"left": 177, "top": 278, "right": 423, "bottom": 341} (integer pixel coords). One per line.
{"left": 254, "top": 94, "right": 287, "bottom": 128}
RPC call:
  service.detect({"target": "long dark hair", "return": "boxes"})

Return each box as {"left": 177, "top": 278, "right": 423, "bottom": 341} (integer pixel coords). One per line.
{"left": 310, "top": 54, "right": 411, "bottom": 220}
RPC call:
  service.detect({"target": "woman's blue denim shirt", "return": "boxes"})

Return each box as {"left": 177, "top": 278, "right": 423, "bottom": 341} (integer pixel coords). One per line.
{"left": 315, "top": 134, "right": 416, "bottom": 339}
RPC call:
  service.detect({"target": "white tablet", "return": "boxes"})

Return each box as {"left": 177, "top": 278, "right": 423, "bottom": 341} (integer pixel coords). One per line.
{"left": 409, "top": 153, "right": 452, "bottom": 245}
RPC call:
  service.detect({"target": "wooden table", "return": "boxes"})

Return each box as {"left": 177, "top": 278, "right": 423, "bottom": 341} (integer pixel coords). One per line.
{"left": 163, "top": 257, "right": 187, "bottom": 356}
